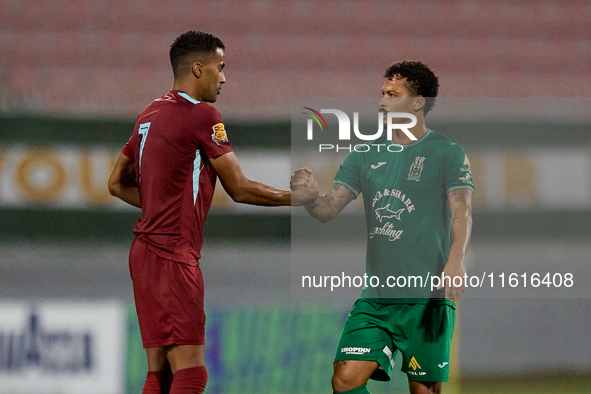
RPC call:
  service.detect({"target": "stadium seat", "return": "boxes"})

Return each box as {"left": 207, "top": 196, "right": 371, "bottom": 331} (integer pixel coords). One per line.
{"left": 1, "top": 0, "right": 588, "bottom": 116}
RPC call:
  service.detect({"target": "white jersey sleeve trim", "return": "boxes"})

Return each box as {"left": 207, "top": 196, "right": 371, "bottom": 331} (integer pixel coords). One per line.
{"left": 193, "top": 149, "right": 202, "bottom": 204}
{"left": 446, "top": 185, "right": 474, "bottom": 194}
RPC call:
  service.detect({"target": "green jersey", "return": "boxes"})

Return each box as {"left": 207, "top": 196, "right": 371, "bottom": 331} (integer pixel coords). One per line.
{"left": 333, "top": 129, "right": 474, "bottom": 301}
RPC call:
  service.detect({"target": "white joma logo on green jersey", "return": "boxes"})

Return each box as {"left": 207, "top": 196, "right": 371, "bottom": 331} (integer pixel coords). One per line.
{"left": 370, "top": 162, "right": 387, "bottom": 169}
{"left": 375, "top": 204, "right": 404, "bottom": 222}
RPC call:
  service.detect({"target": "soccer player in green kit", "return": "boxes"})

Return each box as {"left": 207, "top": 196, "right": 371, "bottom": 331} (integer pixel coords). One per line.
{"left": 291, "top": 61, "right": 474, "bottom": 394}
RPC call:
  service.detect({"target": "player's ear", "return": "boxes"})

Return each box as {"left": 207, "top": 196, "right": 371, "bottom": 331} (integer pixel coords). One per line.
{"left": 413, "top": 96, "right": 425, "bottom": 112}
{"left": 192, "top": 62, "right": 203, "bottom": 78}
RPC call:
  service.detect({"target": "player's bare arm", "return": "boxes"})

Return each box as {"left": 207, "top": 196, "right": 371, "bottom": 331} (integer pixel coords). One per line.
{"left": 306, "top": 183, "right": 355, "bottom": 223}
{"left": 210, "top": 151, "right": 315, "bottom": 206}
{"left": 438, "top": 188, "right": 473, "bottom": 301}
{"left": 291, "top": 168, "right": 355, "bottom": 223}
{"left": 108, "top": 152, "right": 141, "bottom": 208}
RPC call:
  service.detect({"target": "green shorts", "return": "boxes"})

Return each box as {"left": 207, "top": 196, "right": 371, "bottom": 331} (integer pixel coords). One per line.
{"left": 334, "top": 298, "right": 456, "bottom": 382}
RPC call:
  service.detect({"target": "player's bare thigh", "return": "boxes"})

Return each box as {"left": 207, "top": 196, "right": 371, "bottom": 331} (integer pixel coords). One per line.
{"left": 146, "top": 344, "right": 206, "bottom": 373}
{"left": 146, "top": 347, "right": 169, "bottom": 371}
{"left": 332, "top": 360, "right": 378, "bottom": 392}
{"left": 408, "top": 379, "right": 442, "bottom": 394}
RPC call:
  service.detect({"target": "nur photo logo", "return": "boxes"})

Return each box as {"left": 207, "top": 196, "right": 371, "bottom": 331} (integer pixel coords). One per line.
{"left": 302, "top": 107, "right": 417, "bottom": 153}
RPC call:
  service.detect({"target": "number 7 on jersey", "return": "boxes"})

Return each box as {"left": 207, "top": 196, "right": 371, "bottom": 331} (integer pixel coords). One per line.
{"left": 138, "top": 122, "right": 151, "bottom": 176}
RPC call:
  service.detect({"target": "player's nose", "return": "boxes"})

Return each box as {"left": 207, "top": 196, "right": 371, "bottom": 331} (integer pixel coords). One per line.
{"left": 219, "top": 72, "right": 226, "bottom": 83}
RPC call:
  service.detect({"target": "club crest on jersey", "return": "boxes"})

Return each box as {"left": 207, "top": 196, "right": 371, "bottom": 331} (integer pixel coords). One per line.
{"left": 211, "top": 123, "right": 229, "bottom": 146}
{"left": 408, "top": 156, "right": 426, "bottom": 181}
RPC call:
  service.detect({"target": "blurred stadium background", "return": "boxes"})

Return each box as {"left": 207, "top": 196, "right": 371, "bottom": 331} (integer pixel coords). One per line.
{"left": 0, "top": 0, "right": 590, "bottom": 393}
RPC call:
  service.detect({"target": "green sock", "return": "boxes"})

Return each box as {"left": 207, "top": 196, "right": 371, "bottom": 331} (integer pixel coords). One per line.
{"left": 334, "top": 383, "right": 370, "bottom": 394}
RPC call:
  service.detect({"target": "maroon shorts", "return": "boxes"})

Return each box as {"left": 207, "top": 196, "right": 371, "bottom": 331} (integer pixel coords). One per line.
{"left": 129, "top": 237, "right": 205, "bottom": 348}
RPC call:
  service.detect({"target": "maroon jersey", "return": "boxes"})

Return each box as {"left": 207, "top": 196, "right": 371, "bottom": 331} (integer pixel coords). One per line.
{"left": 122, "top": 90, "right": 232, "bottom": 265}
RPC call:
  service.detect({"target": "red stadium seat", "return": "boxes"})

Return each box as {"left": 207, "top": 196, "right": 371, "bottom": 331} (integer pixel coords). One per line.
{"left": 1, "top": 0, "right": 588, "bottom": 116}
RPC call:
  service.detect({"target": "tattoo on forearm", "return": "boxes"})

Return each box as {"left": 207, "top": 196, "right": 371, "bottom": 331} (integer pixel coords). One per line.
{"left": 326, "top": 184, "right": 354, "bottom": 208}
{"left": 310, "top": 183, "right": 354, "bottom": 220}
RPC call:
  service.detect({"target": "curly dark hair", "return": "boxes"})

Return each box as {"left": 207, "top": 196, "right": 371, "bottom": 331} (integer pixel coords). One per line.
{"left": 384, "top": 61, "right": 439, "bottom": 115}
{"left": 170, "top": 31, "right": 225, "bottom": 79}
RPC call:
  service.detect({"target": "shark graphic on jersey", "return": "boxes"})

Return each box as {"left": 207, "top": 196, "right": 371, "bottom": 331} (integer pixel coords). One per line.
{"left": 370, "top": 189, "right": 416, "bottom": 242}
{"left": 375, "top": 204, "right": 404, "bottom": 222}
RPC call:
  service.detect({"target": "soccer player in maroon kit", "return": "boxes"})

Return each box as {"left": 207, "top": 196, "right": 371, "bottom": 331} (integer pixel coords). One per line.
{"left": 109, "top": 31, "right": 314, "bottom": 394}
